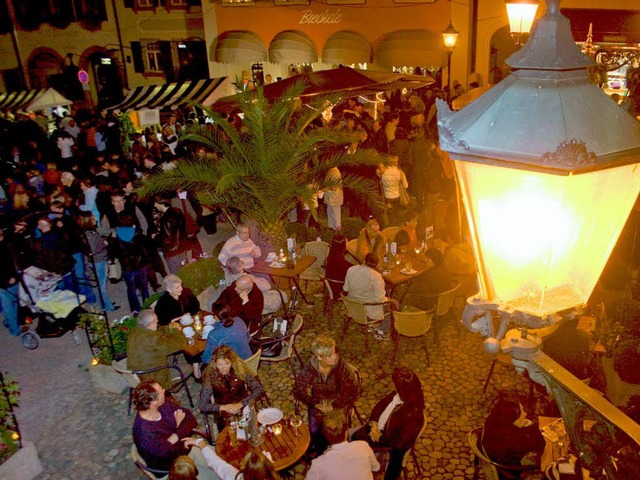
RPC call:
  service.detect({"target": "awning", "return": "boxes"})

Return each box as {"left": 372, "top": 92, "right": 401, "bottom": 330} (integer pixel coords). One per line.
{"left": 269, "top": 30, "right": 318, "bottom": 64}
{"left": 0, "top": 89, "right": 45, "bottom": 112}
{"left": 213, "top": 66, "right": 434, "bottom": 111}
{"left": 108, "top": 77, "right": 232, "bottom": 111}
{"left": 376, "top": 29, "right": 447, "bottom": 69}
{"left": 27, "top": 87, "right": 73, "bottom": 111}
{"left": 216, "top": 31, "right": 268, "bottom": 64}
{"left": 322, "top": 31, "right": 372, "bottom": 66}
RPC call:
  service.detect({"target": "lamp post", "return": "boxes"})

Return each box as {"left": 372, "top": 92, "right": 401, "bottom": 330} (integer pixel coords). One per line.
{"left": 436, "top": 0, "right": 640, "bottom": 475}
{"left": 505, "top": 0, "right": 539, "bottom": 45}
{"left": 441, "top": 21, "right": 459, "bottom": 104}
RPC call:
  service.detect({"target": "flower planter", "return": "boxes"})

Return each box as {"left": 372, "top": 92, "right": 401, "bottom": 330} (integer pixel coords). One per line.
{"left": 601, "top": 357, "right": 640, "bottom": 407}
{"left": 0, "top": 441, "right": 43, "bottom": 480}
{"left": 89, "top": 363, "right": 128, "bottom": 394}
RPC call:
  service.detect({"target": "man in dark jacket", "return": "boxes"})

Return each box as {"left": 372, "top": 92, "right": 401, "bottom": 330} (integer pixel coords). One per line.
{"left": 0, "top": 228, "right": 27, "bottom": 336}
{"left": 212, "top": 275, "right": 264, "bottom": 335}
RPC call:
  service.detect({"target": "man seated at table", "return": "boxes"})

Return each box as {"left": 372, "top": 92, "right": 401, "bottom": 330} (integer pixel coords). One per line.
{"left": 293, "top": 335, "right": 360, "bottom": 456}
{"left": 343, "top": 252, "right": 393, "bottom": 341}
{"left": 355, "top": 219, "right": 386, "bottom": 265}
{"left": 132, "top": 381, "right": 216, "bottom": 478}
{"left": 212, "top": 275, "right": 264, "bottom": 335}
{"left": 305, "top": 410, "right": 379, "bottom": 480}
{"left": 218, "top": 223, "right": 262, "bottom": 269}
{"left": 127, "top": 309, "right": 186, "bottom": 390}
{"left": 224, "top": 256, "right": 286, "bottom": 315}
{"left": 541, "top": 315, "right": 591, "bottom": 380}
{"left": 403, "top": 248, "right": 452, "bottom": 311}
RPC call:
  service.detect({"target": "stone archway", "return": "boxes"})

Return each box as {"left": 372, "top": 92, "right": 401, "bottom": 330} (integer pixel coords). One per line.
{"left": 26, "top": 47, "right": 64, "bottom": 90}
{"left": 80, "top": 46, "right": 124, "bottom": 108}
{"left": 488, "top": 25, "right": 518, "bottom": 85}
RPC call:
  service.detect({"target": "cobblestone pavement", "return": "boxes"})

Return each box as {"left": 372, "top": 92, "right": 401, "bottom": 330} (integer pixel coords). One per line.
{"left": 0, "top": 223, "right": 542, "bottom": 479}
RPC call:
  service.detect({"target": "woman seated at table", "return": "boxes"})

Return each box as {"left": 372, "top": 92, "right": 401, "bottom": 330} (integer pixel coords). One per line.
{"left": 199, "top": 345, "right": 265, "bottom": 432}
{"left": 224, "top": 256, "right": 286, "bottom": 315}
{"left": 324, "top": 235, "right": 352, "bottom": 297}
{"left": 482, "top": 393, "right": 545, "bottom": 472}
{"left": 177, "top": 444, "right": 281, "bottom": 480}
{"left": 350, "top": 367, "right": 425, "bottom": 480}
{"left": 202, "top": 305, "right": 252, "bottom": 365}
{"left": 155, "top": 274, "right": 200, "bottom": 327}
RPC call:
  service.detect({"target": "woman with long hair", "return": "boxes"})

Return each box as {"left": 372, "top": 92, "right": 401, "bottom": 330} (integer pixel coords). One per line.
{"left": 198, "top": 345, "right": 264, "bottom": 432}
{"left": 324, "top": 235, "right": 352, "bottom": 298}
{"left": 350, "top": 367, "right": 425, "bottom": 480}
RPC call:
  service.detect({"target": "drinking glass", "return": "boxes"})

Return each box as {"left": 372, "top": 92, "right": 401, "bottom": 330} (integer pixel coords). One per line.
{"left": 289, "top": 414, "right": 302, "bottom": 437}
{"left": 272, "top": 422, "right": 283, "bottom": 435}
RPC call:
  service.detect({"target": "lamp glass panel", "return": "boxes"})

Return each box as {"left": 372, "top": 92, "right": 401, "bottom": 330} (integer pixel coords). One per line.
{"left": 454, "top": 160, "right": 640, "bottom": 317}
{"left": 442, "top": 32, "right": 458, "bottom": 49}
{"left": 506, "top": 3, "right": 538, "bottom": 34}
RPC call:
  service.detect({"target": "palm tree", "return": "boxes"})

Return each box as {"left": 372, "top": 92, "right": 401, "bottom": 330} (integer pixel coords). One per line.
{"left": 138, "top": 83, "right": 385, "bottom": 249}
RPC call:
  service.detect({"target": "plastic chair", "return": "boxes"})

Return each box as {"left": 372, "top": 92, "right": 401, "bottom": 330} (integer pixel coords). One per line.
{"left": 373, "top": 410, "right": 428, "bottom": 480}
{"left": 341, "top": 295, "right": 398, "bottom": 355}
{"left": 391, "top": 308, "right": 432, "bottom": 365}
{"left": 112, "top": 357, "right": 194, "bottom": 415}
{"left": 382, "top": 226, "right": 400, "bottom": 243}
{"left": 346, "top": 239, "right": 361, "bottom": 265}
{"left": 406, "top": 281, "right": 460, "bottom": 345}
{"left": 131, "top": 443, "right": 169, "bottom": 479}
{"left": 321, "top": 276, "right": 344, "bottom": 329}
{"left": 467, "top": 427, "right": 541, "bottom": 480}
{"left": 299, "top": 241, "right": 330, "bottom": 290}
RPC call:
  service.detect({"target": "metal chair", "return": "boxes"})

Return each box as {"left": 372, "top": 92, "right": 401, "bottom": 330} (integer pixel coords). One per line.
{"left": 391, "top": 307, "right": 432, "bottom": 365}
{"left": 131, "top": 443, "right": 169, "bottom": 479}
{"left": 251, "top": 314, "right": 304, "bottom": 374}
{"left": 341, "top": 295, "right": 398, "bottom": 355}
{"left": 373, "top": 410, "right": 428, "bottom": 480}
{"left": 346, "top": 239, "right": 361, "bottom": 265}
{"left": 299, "top": 240, "right": 330, "bottom": 290}
{"left": 468, "top": 427, "right": 541, "bottom": 480}
{"left": 112, "top": 357, "right": 194, "bottom": 415}
{"left": 382, "top": 226, "right": 400, "bottom": 243}
{"left": 321, "top": 276, "right": 344, "bottom": 329}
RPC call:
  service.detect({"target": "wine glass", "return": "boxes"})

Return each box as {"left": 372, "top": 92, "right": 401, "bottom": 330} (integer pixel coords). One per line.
{"left": 289, "top": 414, "right": 302, "bottom": 437}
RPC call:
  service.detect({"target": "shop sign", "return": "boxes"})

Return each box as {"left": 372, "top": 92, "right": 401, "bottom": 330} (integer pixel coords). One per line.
{"left": 299, "top": 8, "right": 342, "bottom": 24}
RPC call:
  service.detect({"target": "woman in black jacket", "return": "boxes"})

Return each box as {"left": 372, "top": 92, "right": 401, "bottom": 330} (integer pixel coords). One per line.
{"left": 350, "top": 367, "right": 425, "bottom": 480}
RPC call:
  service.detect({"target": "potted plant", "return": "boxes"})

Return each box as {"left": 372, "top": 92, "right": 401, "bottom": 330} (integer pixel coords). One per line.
{"left": 0, "top": 373, "right": 43, "bottom": 480}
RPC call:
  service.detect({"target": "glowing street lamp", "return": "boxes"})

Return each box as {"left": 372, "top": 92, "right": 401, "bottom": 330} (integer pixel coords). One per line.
{"left": 441, "top": 21, "right": 459, "bottom": 104}
{"left": 436, "top": 0, "right": 640, "bottom": 334}
{"left": 506, "top": 0, "right": 539, "bottom": 45}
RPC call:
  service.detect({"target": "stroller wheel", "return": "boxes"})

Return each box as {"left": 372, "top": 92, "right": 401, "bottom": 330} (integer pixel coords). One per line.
{"left": 21, "top": 331, "right": 40, "bottom": 350}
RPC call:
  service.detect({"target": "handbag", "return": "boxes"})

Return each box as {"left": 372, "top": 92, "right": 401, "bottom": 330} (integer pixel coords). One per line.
{"left": 399, "top": 179, "right": 411, "bottom": 206}
{"left": 107, "top": 258, "right": 122, "bottom": 282}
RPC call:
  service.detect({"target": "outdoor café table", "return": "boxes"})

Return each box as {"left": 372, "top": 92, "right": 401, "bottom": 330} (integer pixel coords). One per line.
{"left": 176, "top": 310, "right": 211, "bottom": 357}
{"left": 539, "top": 416, "right": 594, "bottom": 479}
{"left": 215, "top": 420, "right": 310, "bottom": 471}
{"left": 381, "top": 251, "right": 430, "bottom": 302}
{"left": 248, "top": 255, "right": 317, "bottom": 305}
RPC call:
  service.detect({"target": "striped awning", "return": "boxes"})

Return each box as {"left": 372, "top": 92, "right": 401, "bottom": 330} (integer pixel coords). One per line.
{"left": 109, "top": 77, "right": 231, "bottom": 111}
{"left": 0, "top": 89, "right": 46, "bottom": 112}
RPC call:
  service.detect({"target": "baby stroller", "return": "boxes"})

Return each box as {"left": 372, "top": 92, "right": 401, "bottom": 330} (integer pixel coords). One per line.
{"left": 17, "top": 266, "right": 86, "bottom": 349}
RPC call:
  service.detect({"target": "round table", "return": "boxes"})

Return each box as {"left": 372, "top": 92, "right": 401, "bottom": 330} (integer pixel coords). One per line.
{"left": 215, "top": 421, "right": 310, "bottom": 471}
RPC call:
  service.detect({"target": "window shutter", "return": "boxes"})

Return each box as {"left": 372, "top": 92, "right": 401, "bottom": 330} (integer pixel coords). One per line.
{"left": 131, "top": 42, "right": 144, "bottom": 73}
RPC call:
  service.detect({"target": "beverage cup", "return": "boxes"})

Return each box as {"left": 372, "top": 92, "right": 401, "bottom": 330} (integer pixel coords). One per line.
{"left": 272, "top": 423, "right": 282, "bottom": 435}
{"left": 229, "top": 422, "right": 237, "bottom": 446}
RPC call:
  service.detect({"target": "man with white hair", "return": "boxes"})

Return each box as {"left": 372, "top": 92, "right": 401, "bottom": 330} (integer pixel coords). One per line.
{"left": 218, "top": 223, "right": 262, "bottom": 269}
{"left": 126, "top": 309, "right": 185, "bottom": 389}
